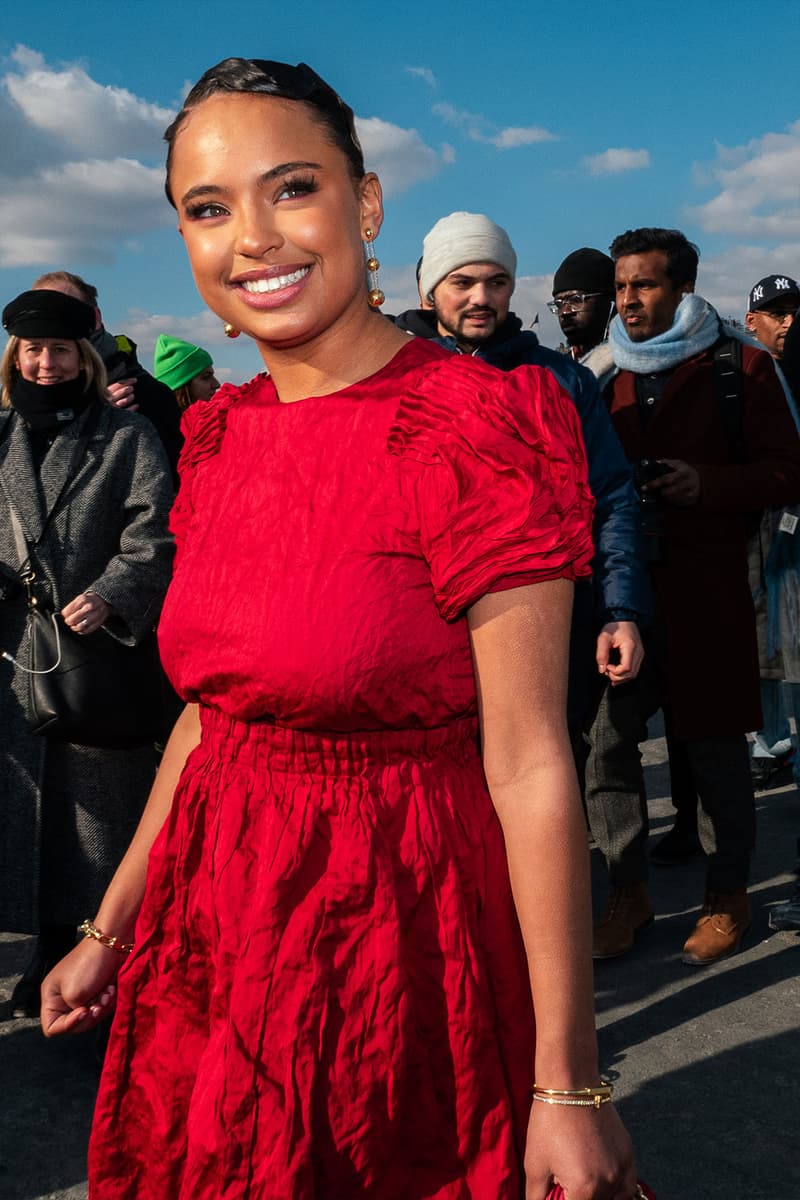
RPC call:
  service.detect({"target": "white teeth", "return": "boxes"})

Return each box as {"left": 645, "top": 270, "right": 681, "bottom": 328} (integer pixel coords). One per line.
{"left": 240, "top": 268, "right": 309, "bottom": 294}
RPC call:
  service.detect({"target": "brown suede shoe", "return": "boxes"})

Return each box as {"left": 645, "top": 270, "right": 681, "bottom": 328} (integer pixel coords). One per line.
{"left": 592, "top": 883, "right": 654, "bottom": 959}
{"left": 681, "top": 889, "right": 751, "bottom": 966}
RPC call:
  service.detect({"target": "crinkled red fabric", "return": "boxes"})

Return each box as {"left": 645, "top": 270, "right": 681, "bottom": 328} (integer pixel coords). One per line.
{"left": 89, "top": 338, "right": 594, "bottom": 1198}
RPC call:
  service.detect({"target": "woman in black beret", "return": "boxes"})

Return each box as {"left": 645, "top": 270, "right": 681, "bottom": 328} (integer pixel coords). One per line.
{"left": 0, "top": 290, "right": 175, "bottom": 1017}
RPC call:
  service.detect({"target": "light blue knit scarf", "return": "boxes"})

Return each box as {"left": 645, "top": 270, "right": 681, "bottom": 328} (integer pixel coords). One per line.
{"left": 609, "top": 293, "right": 720, "bottom": 372}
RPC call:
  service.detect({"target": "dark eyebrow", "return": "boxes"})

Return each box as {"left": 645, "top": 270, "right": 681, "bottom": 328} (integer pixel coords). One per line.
{"left": 179, "top": 161, "right": 323, "bottom": 208}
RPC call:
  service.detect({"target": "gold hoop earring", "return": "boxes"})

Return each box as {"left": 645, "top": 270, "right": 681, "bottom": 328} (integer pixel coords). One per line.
{"left": 363, "top": 228, "right": 385, "bottom": 308}
{"left": 223, "top": 322, "right": 240, "bottom": 339}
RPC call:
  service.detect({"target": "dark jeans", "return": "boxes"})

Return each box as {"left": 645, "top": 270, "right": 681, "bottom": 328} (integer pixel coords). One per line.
{"left": 580, "top": 627, "right": 756, "bottom": 893}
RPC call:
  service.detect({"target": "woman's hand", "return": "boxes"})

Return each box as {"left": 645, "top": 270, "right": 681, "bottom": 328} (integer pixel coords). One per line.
{"left": 41, "top": 938, "right": 123, "bottom": 1037}
{"left": 62, "top": 592, "right": 113, "bottom": 635}
{"left": 525, "top": 1101, "right": 637, "bottom": 1200}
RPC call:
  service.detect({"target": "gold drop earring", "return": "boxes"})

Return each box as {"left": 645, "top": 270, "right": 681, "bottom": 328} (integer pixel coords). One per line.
{"left": 363, "top": 229, "right": 385, "bottom": 308}
{"left": 223, "top": 322, "right": 240, "bottom": 338}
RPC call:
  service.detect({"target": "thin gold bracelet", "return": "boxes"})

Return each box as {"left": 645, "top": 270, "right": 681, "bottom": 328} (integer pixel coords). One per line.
{"left": 532, "top": 1084, "right": 614, "bottom": 1097}
{"left": 78, "top": 918, "right": 134, "bottom": 955}
{"left": 532, "top": 1092, "right": 613, "bottom": 1109}
{"left": 531, "top": 1081, "right": 614, "bottom": 1111}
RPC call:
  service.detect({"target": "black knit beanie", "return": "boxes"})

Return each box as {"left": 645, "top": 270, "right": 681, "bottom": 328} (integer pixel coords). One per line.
{"left": 552, "top": 248, "right": 615, "bottom": 296}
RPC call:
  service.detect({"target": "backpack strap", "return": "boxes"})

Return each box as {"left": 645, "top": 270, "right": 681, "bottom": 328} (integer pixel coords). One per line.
{"left": 713, "top": 335, "right": 745, "bottom": 463}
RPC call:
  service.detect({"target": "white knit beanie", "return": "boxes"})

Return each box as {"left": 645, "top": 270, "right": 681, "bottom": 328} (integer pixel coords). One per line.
{"left": 420, "top": 212, "right": 517, "bottom": 299}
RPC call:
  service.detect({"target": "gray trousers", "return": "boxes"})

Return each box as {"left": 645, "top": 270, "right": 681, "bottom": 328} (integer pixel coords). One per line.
{"left": 582, "top": 634, "right": 756, "bottom": 893}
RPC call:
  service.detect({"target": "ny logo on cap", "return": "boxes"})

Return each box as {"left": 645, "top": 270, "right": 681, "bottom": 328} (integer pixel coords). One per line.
{"left": 752, "top": 285, "right": 764, "bottom": 302}
{"left": 775, "top": 277, "right": 792, "bottom": 290}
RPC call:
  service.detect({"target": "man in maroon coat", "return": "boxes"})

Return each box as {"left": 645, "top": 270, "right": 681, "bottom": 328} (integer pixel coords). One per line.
{"left": 588, "top": 227, "right": 800, "bottom": 965}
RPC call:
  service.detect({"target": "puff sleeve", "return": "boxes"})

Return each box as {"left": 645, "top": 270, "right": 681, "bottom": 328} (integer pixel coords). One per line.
{"left": 388, "top": 356, "right": 594, "bottom": 621}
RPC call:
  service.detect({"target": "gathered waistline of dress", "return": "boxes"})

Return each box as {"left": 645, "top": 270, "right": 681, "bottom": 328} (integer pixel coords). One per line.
{"left": 198, "top": 705, "right": 481, "bottom": 771}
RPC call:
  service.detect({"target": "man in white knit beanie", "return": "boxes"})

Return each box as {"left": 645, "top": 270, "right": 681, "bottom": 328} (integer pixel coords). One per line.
{"left": 418, "top": 212, "right": 517, "bottom": 350}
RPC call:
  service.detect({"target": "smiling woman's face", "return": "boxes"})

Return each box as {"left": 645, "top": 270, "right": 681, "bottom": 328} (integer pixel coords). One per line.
{"left": 16, "top": 337, "right": 81, "bottom": 384}
{"left": 169, "top": 92, "right": 382, "bottom": 355}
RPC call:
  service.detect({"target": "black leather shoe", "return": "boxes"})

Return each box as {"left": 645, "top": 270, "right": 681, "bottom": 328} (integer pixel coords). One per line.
{"left": 650, "top": 824, "right": 702, "bottom": 866}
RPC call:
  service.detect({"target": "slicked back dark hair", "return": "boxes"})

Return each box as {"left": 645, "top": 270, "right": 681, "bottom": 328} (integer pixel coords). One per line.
{"left": 164, "top": 58, "right": 365, "bottom": 207}
{"left": 609, "top": 227, "right": 700, "bottom": 287}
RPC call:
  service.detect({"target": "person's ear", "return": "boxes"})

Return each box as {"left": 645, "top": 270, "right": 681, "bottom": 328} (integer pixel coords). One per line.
{"left": 359, "top": 173, "right": 384, "bottom": 239}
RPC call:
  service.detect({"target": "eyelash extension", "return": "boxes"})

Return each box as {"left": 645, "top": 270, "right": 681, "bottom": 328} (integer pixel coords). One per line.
{"left": 278, "top": 172, "right": 319, "bottom": 198}
{"left": 185, "top": 201, "right": 228, "bottom": 220}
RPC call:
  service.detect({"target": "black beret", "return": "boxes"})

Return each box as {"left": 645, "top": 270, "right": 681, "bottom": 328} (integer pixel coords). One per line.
{"left": 2, "top": 289, "right": 95, "bottom": 340}
{"left": 553, "top": 248, "right": 615, "bottom": 296}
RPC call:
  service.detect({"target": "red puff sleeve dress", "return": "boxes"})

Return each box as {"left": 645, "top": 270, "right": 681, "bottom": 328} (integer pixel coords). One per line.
{"left": 88, "top": 337, "right": 594, "bottom": 1200}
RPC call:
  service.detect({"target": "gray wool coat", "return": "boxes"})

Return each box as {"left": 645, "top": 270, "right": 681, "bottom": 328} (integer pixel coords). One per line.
{"left": 0, "top": 401, "right": 175, "bottom": 933}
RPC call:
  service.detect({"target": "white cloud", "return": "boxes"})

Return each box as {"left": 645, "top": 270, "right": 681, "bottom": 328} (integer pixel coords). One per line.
{"left": 10, "top": 45, "right": 44, "bottom": 72}
{"left": 0, "top": 47, "right": 449, "bottom": 268}
{"left": 0, "top": 158, "right": 170, "bottom": 267}
{"left": 406, "top": 66, "right": 437, "bottom": 89}
{"left": 0, "top": 46, "right": 173, "bottom": 266}
{"left": 356, "top": 116, "right": 446, "bottom": 194}
{"left": 433, "top": 102, "right": 557, "bottom": 149}
{"left": 432, "top": 102, "right": 483, "bottom": 140}
{"left": 490, "top": 126, "right": 556, "bottom": 149}
{"left": 687, "top": 121, "right": 800, "bottom": 237}
{"left": 694, "top": 242, "right": 800, "bottom": 320}
{"left": 583, "top": 148, "right": 651, "bottom": 176}
{"left": 6, "top": 44, "right": 173, "bottom": 159}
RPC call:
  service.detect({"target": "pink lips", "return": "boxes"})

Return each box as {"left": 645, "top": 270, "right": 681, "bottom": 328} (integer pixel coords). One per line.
{"left": 230, "top": 265, "right": 313, "bottom": 311}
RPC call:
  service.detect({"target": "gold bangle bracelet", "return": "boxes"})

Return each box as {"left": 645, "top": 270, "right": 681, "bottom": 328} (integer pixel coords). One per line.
{"left": 531, "top": 1082, "right": 614, "bottom": 1111}
{"left": 532, "top": 1083, "right": 613, "bottom": 1096}
{"left": 78, "top": 918, "right": 134, "bottom": 955}
{"left": 532, "top": 1093, "right": 613, "bottom": 1109}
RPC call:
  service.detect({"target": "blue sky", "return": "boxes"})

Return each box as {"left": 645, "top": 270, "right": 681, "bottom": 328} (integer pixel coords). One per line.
{"left": 2, "top": 0, "right": 799, "bottom": 383}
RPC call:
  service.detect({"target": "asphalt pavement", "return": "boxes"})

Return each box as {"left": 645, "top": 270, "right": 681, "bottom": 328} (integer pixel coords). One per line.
{"left": 1, "top": 721, "right": 798, "bottom": 1200}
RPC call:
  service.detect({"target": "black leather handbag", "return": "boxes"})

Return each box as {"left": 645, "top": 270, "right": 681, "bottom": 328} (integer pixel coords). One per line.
{"left": 5, "top": 407, "right": 165, "bottom": 749}
{"left": 25, "top": 597, "right": 163, "bottom": 749}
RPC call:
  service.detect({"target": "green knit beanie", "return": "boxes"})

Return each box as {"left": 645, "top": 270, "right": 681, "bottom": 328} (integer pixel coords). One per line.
{"left": 153, "top": 334, "right": 213, "bottom": 391}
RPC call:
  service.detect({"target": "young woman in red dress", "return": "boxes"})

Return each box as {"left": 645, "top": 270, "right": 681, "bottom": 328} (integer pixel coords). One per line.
{"left": 42, "top": 59, "right": 637, "bottom": 1200}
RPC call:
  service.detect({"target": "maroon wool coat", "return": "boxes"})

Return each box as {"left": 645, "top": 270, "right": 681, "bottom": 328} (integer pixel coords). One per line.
{"left": 607, "top": 339, "right": 800, "bottom": 739}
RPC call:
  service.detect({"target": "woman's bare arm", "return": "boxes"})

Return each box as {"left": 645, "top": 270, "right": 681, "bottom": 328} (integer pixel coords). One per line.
{"left": 41, "top": 703, "right": 201, "bottom": 1036}
{"left": 468, "top": 581, "right": 635, "bottom": 1199}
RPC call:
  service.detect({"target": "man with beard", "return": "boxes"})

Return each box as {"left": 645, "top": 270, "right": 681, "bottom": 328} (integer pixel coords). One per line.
{"left": 591, "top": 227, "right": 800, "bottom": 964}
{"left": 550, "top": 247, "right": 617, "bottom": 389}
{"left": 395, "top": 211, "right": 649, "bottom": 744}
